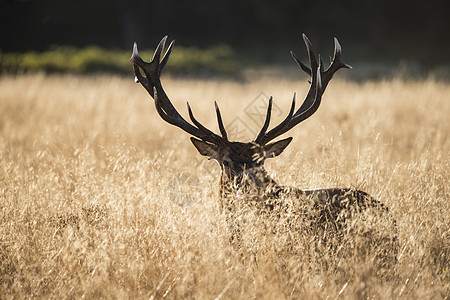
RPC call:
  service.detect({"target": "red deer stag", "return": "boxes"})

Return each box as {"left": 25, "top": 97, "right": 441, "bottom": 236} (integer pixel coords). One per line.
{"left": 130, "top": 35, "right": 398, "bottom": 265}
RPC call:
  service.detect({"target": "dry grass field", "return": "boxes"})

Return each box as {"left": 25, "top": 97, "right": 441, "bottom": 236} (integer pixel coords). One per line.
{"left": 0, "top": 72, "right": 449, "bottom": 299}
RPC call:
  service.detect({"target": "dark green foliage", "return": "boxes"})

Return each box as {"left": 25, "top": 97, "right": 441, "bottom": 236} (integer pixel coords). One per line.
{"left": 0, "top": 45, "right": 238, "bottom": 75}
{"left": 0, "top": 0, "right": 448, "bottom": 66}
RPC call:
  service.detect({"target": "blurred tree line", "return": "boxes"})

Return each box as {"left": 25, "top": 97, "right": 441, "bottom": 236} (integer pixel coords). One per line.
{"left": 0, "top": 0, "right": 448, "bottom": 67}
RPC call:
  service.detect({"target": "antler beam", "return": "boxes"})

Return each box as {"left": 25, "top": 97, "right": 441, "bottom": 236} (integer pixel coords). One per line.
{"left": 130, "top": 36, "right": 229, "bottom": 146}
{"left": 255, "top": 34, "right": 352, "bottom": 145}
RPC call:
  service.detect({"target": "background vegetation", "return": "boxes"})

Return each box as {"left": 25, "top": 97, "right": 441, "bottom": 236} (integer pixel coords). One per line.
{"left": 1, "top": 0, "right": 449, "bottom": 77}
{"left": 0, "top": 45, "right": 237, "bottom": 75}
{"left": 0, "top": 73, "right": 448, "bottom": 298}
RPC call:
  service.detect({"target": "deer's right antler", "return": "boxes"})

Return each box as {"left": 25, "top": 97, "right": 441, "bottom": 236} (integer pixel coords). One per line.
{"left": 130, "top": 36, "right": 229, "bottom": 146}
{"left": 254, "top": 34, "right": 352, "bottom": 145}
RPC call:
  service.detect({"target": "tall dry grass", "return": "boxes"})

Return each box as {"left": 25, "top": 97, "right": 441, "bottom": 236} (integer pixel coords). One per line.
{"left": 0, "top": 73, "right": 448, "bottom": 298}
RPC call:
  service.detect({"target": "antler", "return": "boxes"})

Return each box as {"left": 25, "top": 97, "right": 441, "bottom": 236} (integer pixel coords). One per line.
{"left": 254, "top": 34, "right": 352, "bottom": 145}
{"left": 130, "top": 36, "right": 229, "bottom": 146}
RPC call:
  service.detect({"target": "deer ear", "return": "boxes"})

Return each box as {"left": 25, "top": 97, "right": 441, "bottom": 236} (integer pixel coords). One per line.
{"left": 190, "top": 137, "right": 220, "bottom": 159}
{"left": 263, "top": 137, "right": 292, "bottom": 158}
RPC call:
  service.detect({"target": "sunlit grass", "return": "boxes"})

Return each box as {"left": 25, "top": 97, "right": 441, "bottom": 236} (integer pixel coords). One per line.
{"left": 0, "top": 73, "right": 448, "bottom": 298}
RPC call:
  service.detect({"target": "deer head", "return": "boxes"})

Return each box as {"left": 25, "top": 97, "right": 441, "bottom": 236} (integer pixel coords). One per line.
{"left": 130, "top": 34, "right": 352, "bottom": 194}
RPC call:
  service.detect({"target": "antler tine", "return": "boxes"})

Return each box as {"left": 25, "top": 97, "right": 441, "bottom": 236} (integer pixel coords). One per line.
{"left": 130, "top": 41, "right": 157, "bottom": 96}
{"left": 328, "top": 37, "right": 353, "bottom": 71}
{"left": 130, "top": 42, "right": 146, "bottom": 66}
{"left": 214, "top": 102, "right": 229, "bottom": 141}
{"left": 321, "top": 37, "right": 353, "bottom": 90}
{"left": 288, "top": 34, "right": 321, "bottom": 114}
{"left": 186, "top": 102, "right": 224, "bottom": 144}
{"left": 131, "top": 36, "right": 226, "bottom": 146}
{"left": 160, "top": 39, "right": 175, "bottom": 70}
{"left": 290, "top": 33, "right": 319, "bottom": 77}
{"left": 302, "top": 34, "right": 319, "bottom": 71}
{"left": 257, "top": 94, "right": 296, "bottom": 144}
{"left": 291, "top": 51, "right": 311, "bottom": 76}
{"left": 131, "top": 43, "right": 150, "bottom": 87}
{"left": 152, "top": 36, "right": 167, "bottom": 65}
{"left": 254, "top": 97, "right": 273, "bottom": 144}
